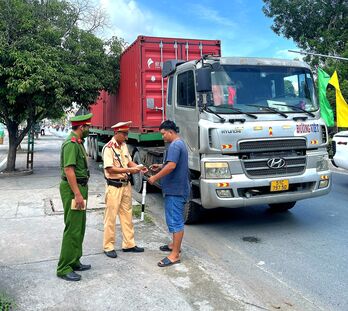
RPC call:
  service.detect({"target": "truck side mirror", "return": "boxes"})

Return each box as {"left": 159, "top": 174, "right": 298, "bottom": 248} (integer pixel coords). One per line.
{"left": 196, "top": 67, "right": 212, "bottom": 93}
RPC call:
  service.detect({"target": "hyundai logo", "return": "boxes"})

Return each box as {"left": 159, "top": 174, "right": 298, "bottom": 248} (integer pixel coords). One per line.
{"left": 267, "top": 158, "right": 286, "bottom": 169}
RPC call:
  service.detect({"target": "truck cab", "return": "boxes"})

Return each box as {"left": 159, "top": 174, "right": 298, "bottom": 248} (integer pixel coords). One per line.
{"left": 163, "top": 56, "right": 331, "bottom": 222}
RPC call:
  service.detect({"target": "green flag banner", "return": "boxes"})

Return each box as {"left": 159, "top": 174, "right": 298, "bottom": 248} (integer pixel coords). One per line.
{"left": 317, "top": 68, "right": 334, "bottom": 127}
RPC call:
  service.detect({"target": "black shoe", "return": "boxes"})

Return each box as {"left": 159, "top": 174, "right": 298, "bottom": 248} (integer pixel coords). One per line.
{"left": 59, "top": 271, "right": 81, "bottom": 282}
{"left": 73, "top": 263, "right": 91, "bottom": 271}
{"left": 104, "top": 250, "right": 117, "bottom": 258}
{"left": 122, "top": 246, "right": 144, "bottom": 253}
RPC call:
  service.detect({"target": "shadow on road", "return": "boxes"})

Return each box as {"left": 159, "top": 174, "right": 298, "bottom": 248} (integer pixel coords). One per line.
{"left": 195, "top": 204, "right": 301, "bottom": 228}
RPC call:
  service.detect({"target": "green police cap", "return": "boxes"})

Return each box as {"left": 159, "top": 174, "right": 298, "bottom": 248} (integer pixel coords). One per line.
{"left": 70, "top": 113, "right": 93, "bottom": 126}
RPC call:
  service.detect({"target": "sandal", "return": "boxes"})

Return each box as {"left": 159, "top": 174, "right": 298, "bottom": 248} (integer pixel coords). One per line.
{"left": 159, "top": 244, "right": 172, "bottom": 252}
{"left": 157, "top": 256, "right": 181, "bottom": 267}
{"left": 159, "top": 244, "right": 181, "bottom": 252}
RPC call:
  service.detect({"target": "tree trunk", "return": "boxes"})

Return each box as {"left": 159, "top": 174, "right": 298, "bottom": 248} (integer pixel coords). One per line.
{"left": 4, "top": 119, "right": 34, "bottom": 172}
{"left": 5, "top": 123, "right": 20, "bottom": 172}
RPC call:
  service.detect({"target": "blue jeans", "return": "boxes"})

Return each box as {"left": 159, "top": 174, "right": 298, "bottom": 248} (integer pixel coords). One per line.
{"left": 164, "top": 195, "right": 186, "bottom": 233}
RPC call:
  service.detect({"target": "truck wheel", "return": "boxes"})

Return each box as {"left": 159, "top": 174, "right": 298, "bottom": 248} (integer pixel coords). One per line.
{"left": 86, "top": 137, "right": 92, "bottom": 157}
{"left": 132, "top": 151, "right": 144, "bottom": 193}
{"left": 184, "top": 201, "right": 203, "bottom": 224}
{"left": 94, "top": 138, "right": 101, "bottom": 162}
{"left": 268, "top": 201, "right": 296, "bottom": 212}
{"left": 91, "top": 138, "right": 96, "bottom": 160}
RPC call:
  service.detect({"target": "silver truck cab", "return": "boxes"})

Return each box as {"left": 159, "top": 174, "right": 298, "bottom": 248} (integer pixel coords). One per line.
{"left": 163, "top": 57, "right": 331, "bottom": 222}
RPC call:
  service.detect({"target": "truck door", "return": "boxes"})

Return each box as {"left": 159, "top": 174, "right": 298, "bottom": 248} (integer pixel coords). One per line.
{"left": 173, "top": 69, "right": 200, "bottom": 169}
{"left": 165, "top": 76, "right": 175, "bottom": 120}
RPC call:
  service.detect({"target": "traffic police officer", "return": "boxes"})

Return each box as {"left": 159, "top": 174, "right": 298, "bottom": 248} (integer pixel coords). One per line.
{"left": 57, "top": 113, "right": 93, "bottom": 281}
{"left": 102, "top": 121, "right": 147, "bottom": 258}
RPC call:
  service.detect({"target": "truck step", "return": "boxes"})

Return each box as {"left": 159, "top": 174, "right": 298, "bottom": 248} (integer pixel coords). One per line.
{"left": 191, "top": 179, "right": 200, "bottom": 187}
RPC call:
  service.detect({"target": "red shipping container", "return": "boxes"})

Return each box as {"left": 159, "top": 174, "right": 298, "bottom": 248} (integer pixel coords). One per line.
{"left": 90, "top": 90, "right": 116, "bottom": 129}
{"left": 90, "top": 35, "right": 221, "bottom": 131}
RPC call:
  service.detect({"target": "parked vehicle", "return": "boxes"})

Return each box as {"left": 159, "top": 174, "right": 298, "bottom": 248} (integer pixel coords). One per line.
{"left": 87, "top": 35, "right": 331, "bottom": 223}
{"left": 332, "top": 131, "right": 348, "bottom": 170}
{"left": 33, "top": 122, "right": 45, "bottom": 137}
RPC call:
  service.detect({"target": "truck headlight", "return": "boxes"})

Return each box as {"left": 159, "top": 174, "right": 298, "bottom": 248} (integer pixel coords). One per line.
{"left": 216, "top": 189, "right": 233, "bottom": 198}
{"left": 204, "top": 162, "right": 231, "bottom": 179}
{"left": 316, "top": 156, "right": 329, "bottom": 172}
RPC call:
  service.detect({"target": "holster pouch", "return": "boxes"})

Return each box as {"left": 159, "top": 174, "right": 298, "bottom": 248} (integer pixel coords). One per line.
{"left": 106, "top": 179, "right": 128, "bottom": 188}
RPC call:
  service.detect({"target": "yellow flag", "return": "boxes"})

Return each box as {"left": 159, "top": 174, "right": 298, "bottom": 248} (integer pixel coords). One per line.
{"left": 329, "top": 71, "right": 348, "bottom": 127}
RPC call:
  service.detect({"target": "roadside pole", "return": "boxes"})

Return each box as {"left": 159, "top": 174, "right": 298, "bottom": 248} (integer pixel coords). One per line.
{"left": 141, "top": 179, "right": 147, "bottom": 221}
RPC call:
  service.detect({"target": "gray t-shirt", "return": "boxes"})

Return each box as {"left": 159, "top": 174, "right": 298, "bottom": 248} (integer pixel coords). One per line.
{"left": 161, "top": 139, "right": 190, "bottom": 199}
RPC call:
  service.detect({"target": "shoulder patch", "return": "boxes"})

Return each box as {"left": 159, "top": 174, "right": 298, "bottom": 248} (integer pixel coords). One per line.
{"left": 106, "top": 141, "right": 114, "bottom": 148}
{"left": 71, "top": 136, "right": 82, "bottom": 144}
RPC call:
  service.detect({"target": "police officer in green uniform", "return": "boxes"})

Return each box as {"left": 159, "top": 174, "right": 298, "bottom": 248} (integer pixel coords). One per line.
{"left": 56, "top": 113, "right": 93, "bottom": 281}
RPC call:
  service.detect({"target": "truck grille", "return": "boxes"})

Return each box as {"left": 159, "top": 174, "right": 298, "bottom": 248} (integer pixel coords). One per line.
{"left": 239, "top": 138, "right": 306, "bottom": 152}
{"left": 239, "top": 138, "right": 307, "bottom": 178}
{"left": 243, "top": 157, "right": 306, "bottom": 177}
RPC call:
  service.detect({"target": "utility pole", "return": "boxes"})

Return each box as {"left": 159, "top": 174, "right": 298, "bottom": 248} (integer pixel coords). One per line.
{"left": 27, "top": 126, "right": 34, "bottom": 170}
{"left": 288, "top": 50, "right": 348, "bottom": 61}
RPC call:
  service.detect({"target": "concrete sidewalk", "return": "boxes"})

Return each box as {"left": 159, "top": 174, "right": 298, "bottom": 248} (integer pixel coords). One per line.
{"left": 0, "top": 133, "right": 252, "bottom": 311}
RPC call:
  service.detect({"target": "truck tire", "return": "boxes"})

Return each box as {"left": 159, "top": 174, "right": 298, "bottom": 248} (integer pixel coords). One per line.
{"left": 91, "top": 138, "right": 96, "bottom": 160}
{"left": 94, "top": 138, "right": 101, "bottom": 162}
{"left": 87, "top": 137, "right": 92, "bottom": 157}
{"left": 132, "top": 151, "right": 144, "bottom": 193}
{"left": 184, "top": 201, "right": 203, "bottom": 224}
{"left": 268, "top": 201, "right": 296, "bottom": 212}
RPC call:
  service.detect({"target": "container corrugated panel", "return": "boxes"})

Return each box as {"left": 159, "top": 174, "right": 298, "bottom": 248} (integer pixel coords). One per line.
{"left": 90, "top": 91, "right": 116, "bottom": 129}
{"left": 89, "top": 92, "right": 105, "bottom": 128}
{"left": 92, "top": 35, "right": 221, "bottom": 131}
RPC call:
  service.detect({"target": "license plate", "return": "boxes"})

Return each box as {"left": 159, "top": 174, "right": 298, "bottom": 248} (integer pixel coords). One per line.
{"left": 270, "top": 179, "right": 289, "bottom": 192}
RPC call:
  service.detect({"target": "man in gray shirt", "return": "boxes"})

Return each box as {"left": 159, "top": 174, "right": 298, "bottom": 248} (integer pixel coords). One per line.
{"left": 148, "top": 120, "right": 189, "bottom": 267}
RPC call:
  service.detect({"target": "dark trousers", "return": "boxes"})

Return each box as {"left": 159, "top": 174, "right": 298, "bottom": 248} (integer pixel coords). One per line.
{"left": 57, "top": 181, "right": 88, "bottom": 276}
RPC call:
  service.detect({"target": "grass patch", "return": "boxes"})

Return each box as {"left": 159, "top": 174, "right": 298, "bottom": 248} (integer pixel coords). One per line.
{"left": 0, "top": 292, "right": 15, "bottom": 311}
{"left": 132, "top": 204, "right": 153, "bottom": 223}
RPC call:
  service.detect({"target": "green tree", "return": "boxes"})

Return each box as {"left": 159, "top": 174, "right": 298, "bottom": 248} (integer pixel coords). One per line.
{"left": 0, "top": 0, "right": 123, "bottom": 171}
{"left": 284, "top": 80, "right": 295, "bottom": 96}
{"left": 262, "top": 0, "right": 348, "bottom": 96}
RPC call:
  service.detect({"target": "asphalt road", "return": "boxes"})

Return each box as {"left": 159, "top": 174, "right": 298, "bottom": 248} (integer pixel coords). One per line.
{"left": 2, "top": 131, "right": 345, "bottom": 310}
{"left": 132, "top": 168, "right": 348, "bottom": 311}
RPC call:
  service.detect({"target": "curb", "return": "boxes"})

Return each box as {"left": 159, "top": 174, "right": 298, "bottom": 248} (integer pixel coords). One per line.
{"left": 0, "top": 169, "right": 33, "bottom": 178}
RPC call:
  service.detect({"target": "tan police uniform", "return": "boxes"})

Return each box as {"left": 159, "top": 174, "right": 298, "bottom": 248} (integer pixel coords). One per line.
{"left": 102, "top": 136, "right": 136, "bottom": 251}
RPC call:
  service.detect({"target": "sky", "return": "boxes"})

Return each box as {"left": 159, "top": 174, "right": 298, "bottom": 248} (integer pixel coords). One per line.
{"left": 96, "top": 0, "right": 301, "bottom": 60}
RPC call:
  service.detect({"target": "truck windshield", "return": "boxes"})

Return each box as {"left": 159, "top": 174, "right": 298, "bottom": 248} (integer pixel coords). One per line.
{"left": 208, "top": 65, "right": 318, "bottom": 114}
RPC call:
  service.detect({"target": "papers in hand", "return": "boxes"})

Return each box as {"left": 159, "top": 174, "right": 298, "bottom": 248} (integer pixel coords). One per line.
{"left": 71, "top": 199, "right": 87, "bottom": 210}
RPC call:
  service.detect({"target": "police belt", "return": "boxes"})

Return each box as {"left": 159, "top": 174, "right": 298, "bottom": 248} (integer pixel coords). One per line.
{"left": 61, "top": 176, "right": 89, "bottom": 186}
{"left": 106, "top": 179, "right": 129, "bottom": 188}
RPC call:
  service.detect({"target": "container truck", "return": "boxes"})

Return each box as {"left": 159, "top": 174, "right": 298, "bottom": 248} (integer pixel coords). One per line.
{"left": 87, "top": 35, "right": 331, "bottom": 223}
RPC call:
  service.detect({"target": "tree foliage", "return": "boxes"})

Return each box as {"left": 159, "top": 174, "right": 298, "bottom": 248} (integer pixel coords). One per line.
{"left": 263, "top": 0, "right": 347, "bottom": 57}
{"left": 0, "top": 0, "right": 123, "bottom": 171}
{"left": 284, "top": 80, "right": 295, "bottom": 96}
{"left": 262, "top": 0, "right": 348, "bottom": 122}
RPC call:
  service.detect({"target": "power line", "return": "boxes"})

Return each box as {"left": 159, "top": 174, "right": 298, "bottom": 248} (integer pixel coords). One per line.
{"left": 288, "top": 50, "right": 348, "bottom": 61}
